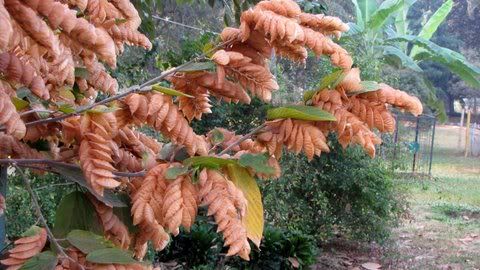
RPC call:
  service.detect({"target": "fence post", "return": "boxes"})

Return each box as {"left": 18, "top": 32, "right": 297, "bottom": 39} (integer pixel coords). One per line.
{"left": 465, "top": 110, "right": 471, "bottom": 157}
{"left": 428, "top": 117, "right": 437, "bottom": 176}
{"left": 390, "top": 114, "right": 400, "bottom": 172}
{"left": 412, "top": 116, "right": 420, "bottom": 173}
{"left": 0, "top": 165, "right": 7, "bottom": 249}
{"left": 458, "top": 108, "right": 465, "bottom": 149}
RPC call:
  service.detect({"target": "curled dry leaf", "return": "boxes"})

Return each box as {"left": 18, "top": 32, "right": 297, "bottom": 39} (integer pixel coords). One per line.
{"left": 199, "top": 169, "right": 250, "bottom": 260}
{"left": 0, "top": 227, "right": 48, "bottom": 270}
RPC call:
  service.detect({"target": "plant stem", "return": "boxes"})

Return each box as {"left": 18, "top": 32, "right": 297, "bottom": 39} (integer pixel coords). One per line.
{"left": 217, "top": 123, "right": 267, "bottom": 156}
{"left": 13, "top": 165, "right": 85, "bottom": 270}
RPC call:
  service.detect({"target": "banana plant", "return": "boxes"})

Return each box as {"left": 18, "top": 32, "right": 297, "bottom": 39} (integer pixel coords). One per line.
{"left": 346, "top": 0, "right": 480, "bottom": 121}
{"left": 347, "top": 0, "right": 480, "bottom": 88}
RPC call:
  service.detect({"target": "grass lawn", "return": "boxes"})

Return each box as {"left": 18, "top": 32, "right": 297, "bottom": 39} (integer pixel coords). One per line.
{"left": 384, "top": 125, "right": 480, "bottom": 269}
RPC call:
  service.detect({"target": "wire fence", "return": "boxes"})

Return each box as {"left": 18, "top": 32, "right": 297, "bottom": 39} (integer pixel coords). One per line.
{"left": 380, "top": 114, "right": 437, "bottom": 179}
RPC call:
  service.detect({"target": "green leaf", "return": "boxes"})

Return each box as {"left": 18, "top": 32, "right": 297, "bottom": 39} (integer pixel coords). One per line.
{"left": 302, "top": 90, "right": 317, "bottom": 103}
{"left": 56, "top": 102, "right": 76, "bottom": 114}
{"left": 158, "top": 143, "right": 189, "bottom": 162}
{"left": 176, "top": 62, "right": 215, "bottom": 72}
{"left": 210, "top": 128, "right": 225, "bottom": 145}
{"left": 11, "top": 97, "right": 30, "bottom": 110}
{"left": 113, "top": 205, "right": 137, "bottom": 233}
{"left": 318, "top": 69, "right": 346, "bottom": 90}
{"left": 87, "top": 105, "right": 118, "bottom": 114}
{"left": 22, "top": 225, "right": 43, "bottom": 237}
{"left": 355, "top": 0, "right": 378, "bottom": 26}
{"left": 66, "top": 230, "right": 114, "bottom": 254}
{"left": 380, "top": 45, "right": 422, "bottom": 72}
{"left": 410, "top": 0, "right": 453, "bottom": 57}
{"left": 19, "top": 251, "right": 58, "bottom": 270}
{"left": 344, "top": 22, "right": 364, "bottom": 36}
{"left": 52, "top": 163, "right": 127, "bottom": 207}
{"left": 184, "top": 156, "right": 237, "bottom": 169}
{"left": 388, "top": 35, "right": 480, "bottom": 88}
{"left": 394, "top": 1, "right": 412, "bottom": 37}
{"left": 86, "top": 248, "right": 139, "bottom": 265}
{"left": 53, "top": 191, "right": 103, "bottom": 238}
{"left": 348, "top": 81, "right": 381, "bottom": 95}
{"left": 165, "top": 165, "right": 189, "bottom": 180}
{"left": 238, "top": 153, "right": 275, "bottom": 174}
{"left": 152, "top": 84, "right": 194, "bottom": 98}
{"left": 74, "top": 67, "right": 89, "bottom": 79}
{"left": 16, "top": 87, "right": 32, "bottom": 99}
{"left": 367, "top": 0, "right": 404, "bottom": 30}
{"left": 266, "top": 105, "right": 336, "bottom": 121}
{"left": 304, "top": 70, "right": 346, "bottom": 102}
{"left": 226, "top": 164, "right": 263, "bottom": 248}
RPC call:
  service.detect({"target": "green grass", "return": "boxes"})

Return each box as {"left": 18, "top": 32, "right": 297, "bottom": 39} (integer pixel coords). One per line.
{"left": 384, "top": 125, "right": 480, "bottom": 269}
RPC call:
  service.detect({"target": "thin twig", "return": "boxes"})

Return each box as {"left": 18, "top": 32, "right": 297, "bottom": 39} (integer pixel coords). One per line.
{"left": 114, "top": 171, "right": 146, "bottom": 178}
{"left": 19, "top": 109, "right": 54, "bottom": 117}
{"left": 13, "top": 39, "right": 233, "bottom": 130}
{"left": 13, "top": 165, "right": 85, "bottom": 270}
{"left": 218, "top": 123, "right": 267, "bottom": 155}
{"left": 34, "top": 182, "right": 76, "bottom": 191}
{"left": 152, "top": 15, "right": 220, "bottom": 35}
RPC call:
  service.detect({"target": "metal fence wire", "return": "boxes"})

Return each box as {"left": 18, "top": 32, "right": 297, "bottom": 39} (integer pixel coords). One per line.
{"left": 379, "top": 114, "right": 437, "bottom": 178}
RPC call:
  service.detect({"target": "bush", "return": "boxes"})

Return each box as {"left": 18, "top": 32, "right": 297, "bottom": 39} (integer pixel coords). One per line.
{"left": 263, "top": 137, "right": 405, "bottom": 243}
{"left": 5, "top": 171, "right": 74, "bottom": 238}
{"left": 155, "top": 221, "right": 317, "bottom": 269}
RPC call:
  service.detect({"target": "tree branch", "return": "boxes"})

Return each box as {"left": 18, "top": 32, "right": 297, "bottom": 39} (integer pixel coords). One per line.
{"left": 0, "top": 159, "right": 147, "bottom": 178}
{"left": 13, "top": 165, "right": 85, "bottom": 270}
{"left": 217, "top": 123, "right": 268, "bottom": 156}
{"left": 13, "top": 39, "right": 233, "bottom": 130}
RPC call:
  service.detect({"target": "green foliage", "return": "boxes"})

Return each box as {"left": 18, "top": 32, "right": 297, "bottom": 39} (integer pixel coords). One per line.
{"left": 5, "top": 172, "right": 75, "bottom": 238}
{"left": 19, "top": 251, "right": 58, "bottom": 270}
{"left": 155, "top": 219, "right": 221, "bottom": 268}
{"left": 229, "top": 227, "right": 317, "bottom": 269}
{"left": 191, "top": 97, "right": 267, "bottom": 135}
{"left": 266, "top": 105, "right": 336, "bottom": 121}
{"left": 156, "top": 33, "right": 216, "bottom": 69}
{"left": 155, "top": 221, "right": 317, "bottom": 269}
{"left": 262, "top": 138, "right": 404, "bottom": 243}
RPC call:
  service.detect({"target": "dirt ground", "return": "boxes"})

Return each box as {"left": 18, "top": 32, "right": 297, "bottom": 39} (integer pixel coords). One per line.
{"left": 314, "top": 125, "right": 480, "bottom": 270}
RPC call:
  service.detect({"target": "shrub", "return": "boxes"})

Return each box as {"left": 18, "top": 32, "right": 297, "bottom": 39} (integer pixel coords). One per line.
{"left": 263, "top": 137, "right": 405, "bottom": 243}
{"left": 155, "top": 222, "right": 317, "bottom": 270}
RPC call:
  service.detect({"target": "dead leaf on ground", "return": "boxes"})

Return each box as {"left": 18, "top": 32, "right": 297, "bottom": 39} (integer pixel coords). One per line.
{"left": 361, "top": 262, "right": 381, "bottom": 270}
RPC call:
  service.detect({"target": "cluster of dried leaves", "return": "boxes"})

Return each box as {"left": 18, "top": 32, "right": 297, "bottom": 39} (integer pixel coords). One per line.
{"left": 0, "top": 0, "right": 422, "bottom": 268}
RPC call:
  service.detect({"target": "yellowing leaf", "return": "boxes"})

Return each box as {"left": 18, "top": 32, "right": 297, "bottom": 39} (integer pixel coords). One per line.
{"left": 226, "top": 164, "right": 263, "bottom": 248}
{"left": 11, "top": 97, "right": 30, "bottom": 110}
{"left": 59, "top": 88, "right": 76, "bottom": 101}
